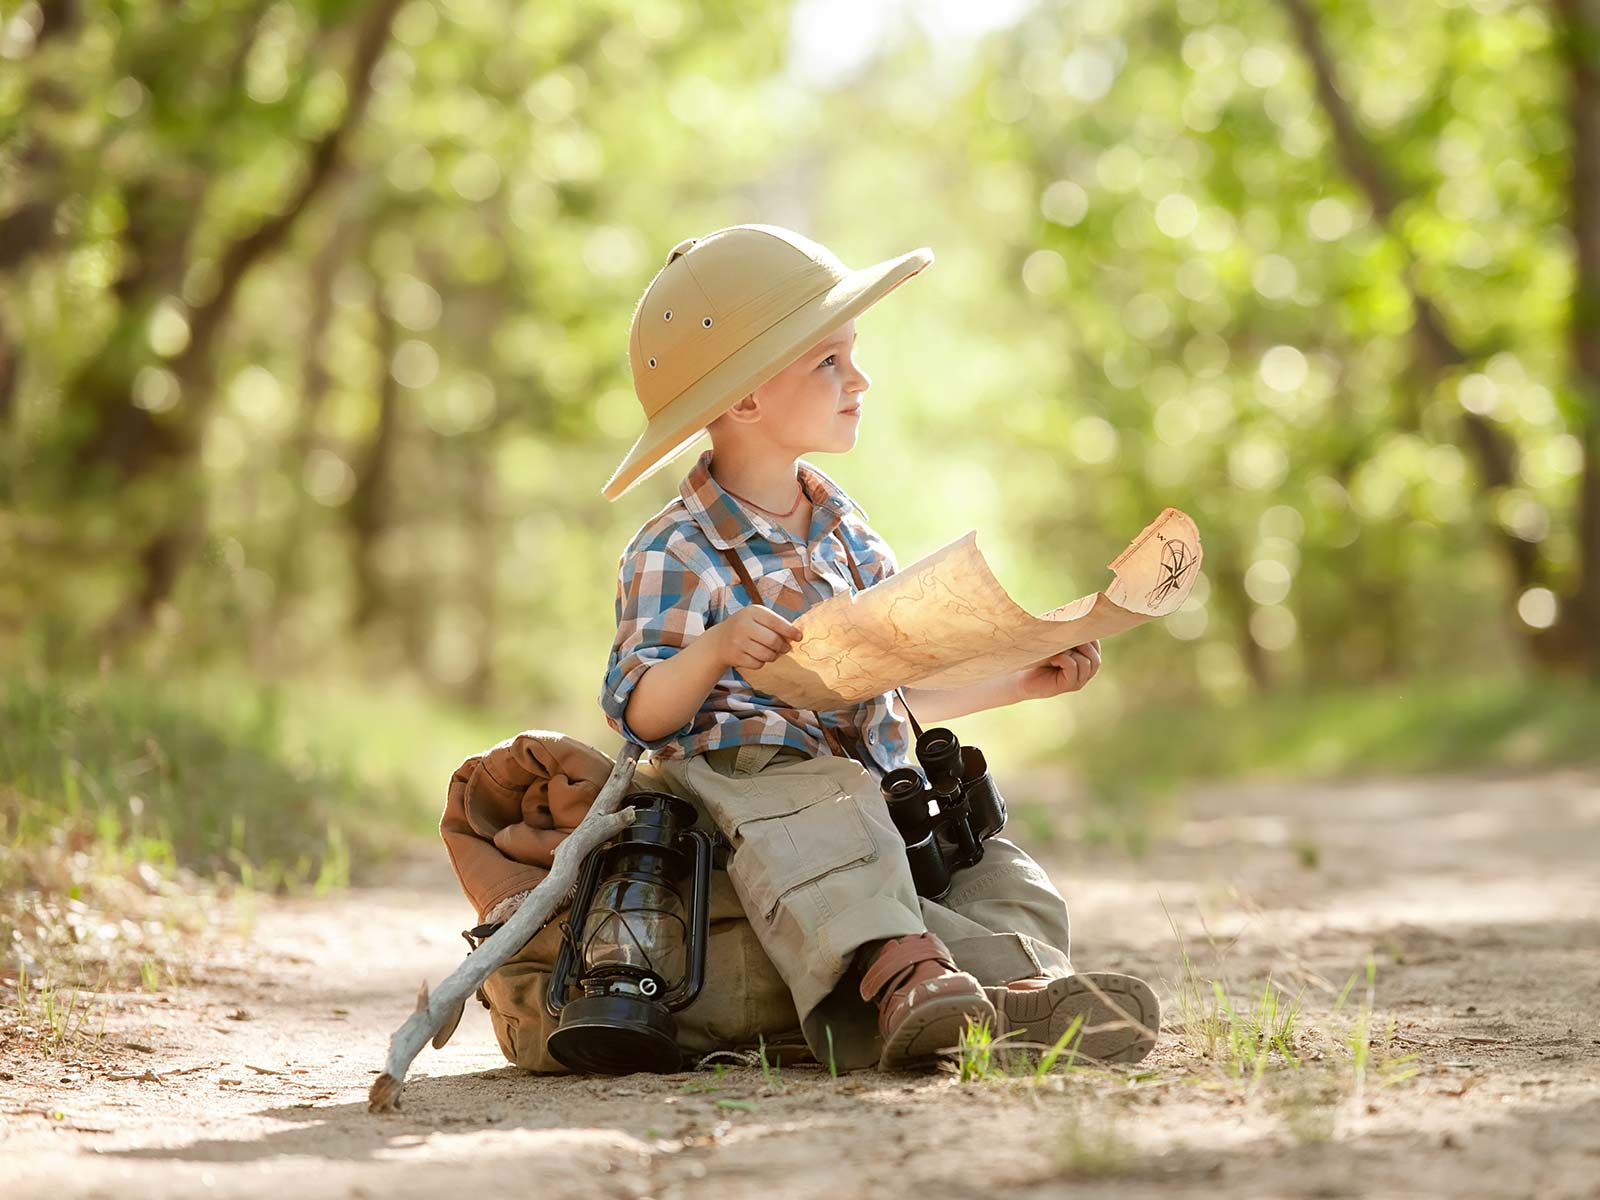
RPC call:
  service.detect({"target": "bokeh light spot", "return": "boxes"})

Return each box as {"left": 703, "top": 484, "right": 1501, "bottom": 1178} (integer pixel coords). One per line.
{"left": 1259, "top": 344, "right": 1308, "bottom": 392}
{"left": 391, "top": 339, "right": 440, "bottom": 389}
{"left": 1249, "top": 605, "right": 1298, "bottom": 651}
{"left": 1070, "top": 416, "right": 1120, "bottom": 464}
{"left": 1516, "top": 587, "right": 1558, "bottom": 630}
{"left": 1252, "top": 254, "right": 1298, "bottom": 300}
{"left": 1021, "top": 248, "right": 1069, "bottom": 295}
{"left": 1155, "top": 193, "right": 1199, "bottom": 238}
{"left": 1041, "top": 180, "right": 1089, "bottom": 226}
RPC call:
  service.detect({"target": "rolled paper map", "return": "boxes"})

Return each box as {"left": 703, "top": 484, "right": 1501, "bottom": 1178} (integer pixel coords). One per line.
{"left": 742, "top": 508, "right": 1203, "bottom": 711}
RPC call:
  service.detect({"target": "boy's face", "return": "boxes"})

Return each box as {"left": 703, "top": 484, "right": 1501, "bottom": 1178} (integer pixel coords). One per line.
{"left": 708, "top": 319, "right": 869, "bottom": 455}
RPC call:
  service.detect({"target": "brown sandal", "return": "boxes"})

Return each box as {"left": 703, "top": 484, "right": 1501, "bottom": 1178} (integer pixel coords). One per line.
{"left": 859, "top": 932, "right": 996, "bottom": 1070}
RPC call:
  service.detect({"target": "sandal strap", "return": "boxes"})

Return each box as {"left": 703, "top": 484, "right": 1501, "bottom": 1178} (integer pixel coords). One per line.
{"left": 859, "top": 932, "right": 958, "bottom": 1003}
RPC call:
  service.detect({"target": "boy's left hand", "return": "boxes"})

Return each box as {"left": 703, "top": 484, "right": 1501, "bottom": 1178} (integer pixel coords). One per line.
{"left": 1013, "top": 640, "right": 1102, "bottom": 702}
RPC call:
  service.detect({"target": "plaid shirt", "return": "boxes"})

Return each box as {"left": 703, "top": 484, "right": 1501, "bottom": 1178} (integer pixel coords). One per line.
{"left": 600, "top": 448, "right": 916, "bottom": 774}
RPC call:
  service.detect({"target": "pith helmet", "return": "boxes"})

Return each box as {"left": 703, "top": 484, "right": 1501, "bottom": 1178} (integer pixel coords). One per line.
{"left": 602, "top": 224, "right": 933, "bottom": 500}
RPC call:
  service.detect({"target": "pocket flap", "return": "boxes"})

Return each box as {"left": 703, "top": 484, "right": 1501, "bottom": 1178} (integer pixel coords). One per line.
{"left": 723, "top": 773, "right": 851, "bottom": 830}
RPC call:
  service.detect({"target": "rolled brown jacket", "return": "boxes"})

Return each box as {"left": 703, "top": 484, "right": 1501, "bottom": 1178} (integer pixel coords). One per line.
{"left": 439, "top": 729, "right": 669, "bottom": 924}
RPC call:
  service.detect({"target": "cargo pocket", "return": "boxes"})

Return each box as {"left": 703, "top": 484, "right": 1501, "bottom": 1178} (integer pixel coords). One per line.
{"left": 719, "top": 774, "right": 879, "bottom": 924}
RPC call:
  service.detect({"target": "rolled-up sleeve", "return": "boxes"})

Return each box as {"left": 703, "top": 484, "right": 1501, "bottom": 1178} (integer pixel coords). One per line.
{"left": 599, "top": 543, "right": 716, "bottom": 751}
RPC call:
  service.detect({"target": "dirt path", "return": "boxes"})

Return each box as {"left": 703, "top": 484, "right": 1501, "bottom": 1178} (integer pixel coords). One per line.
{"left": 4, "top": 768, "right": 1598, "bottom": 1199}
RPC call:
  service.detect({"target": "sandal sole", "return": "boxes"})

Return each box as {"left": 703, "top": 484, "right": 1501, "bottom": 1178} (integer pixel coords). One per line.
{"left": 989, "top": 972, "right": 1160, "bottom": 1065}
{"left": 877, "top": 991, "right": 997, "bottom": 1070}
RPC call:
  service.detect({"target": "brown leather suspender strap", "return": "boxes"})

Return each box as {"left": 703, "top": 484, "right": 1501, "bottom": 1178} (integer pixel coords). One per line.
{"left": 713, "top": 530, "right": 925, "bottom": 765}
{"left": 819, "top": 724, "right": 858, "bottom": 762}
{"left": 718, "top": 542, "right": 761, "bottom": 604}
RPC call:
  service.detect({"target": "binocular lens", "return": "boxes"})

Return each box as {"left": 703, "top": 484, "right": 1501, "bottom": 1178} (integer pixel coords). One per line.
{"left": 881, "top": 767, "right": 933, "bottom": 840}
{"left": 915, "top": 729, "right": 964, "bottom": 781}
{"left": 882, "top": 771, "right": 924, "bottom": 803}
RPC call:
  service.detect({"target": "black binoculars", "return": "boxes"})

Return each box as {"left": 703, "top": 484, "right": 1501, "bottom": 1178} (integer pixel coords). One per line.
{"left": 879, "top": 727, "right": 1007, "bottom": 902}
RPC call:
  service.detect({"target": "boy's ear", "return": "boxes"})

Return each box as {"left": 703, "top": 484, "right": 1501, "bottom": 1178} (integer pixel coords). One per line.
{"left": 721, "top": 393, "right": 761, "bottom": 424}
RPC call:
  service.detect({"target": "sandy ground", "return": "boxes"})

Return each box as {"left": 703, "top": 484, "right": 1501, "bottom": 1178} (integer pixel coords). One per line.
{"left": 2, "top": 766, "right": 1598, "bottom": 1199}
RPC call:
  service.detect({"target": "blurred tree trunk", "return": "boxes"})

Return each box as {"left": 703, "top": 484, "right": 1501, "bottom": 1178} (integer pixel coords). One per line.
{"left": 98, "top": 505, "right": 208, "bottom": 650}
{"left": 0, "top": 3, "right": 82, "bottom": 275}
{"left": 1326, "top": 405, "right": 1409, "bottom": 677}
{"left": 1558, "top": 0, "right": 1600, "bottom": 679}
{"left": 348, "top": 280, "right": 400, "bottom": 633}
{"left": 0, "top": 322, "right": 16, "bottom": 432}
{"left": 0, "top": 322, "right": 18, "bottom": 511}
{"left": 268, "top": 218, "right": 352, "bottom": 643}
{"left": 76, "top": 0, "right": 401, "bottom": 645}
{"left": 1362, "top": 556, "right": 1409, "bottom": 680}
{"left": 0, "top": 198, "right": 58, "bottom": 272}
{"left": 461, "top": 436, "right": 499, "bottom": 703}
{"left": 1278, "top": 0, "right": 1568, "bottom": 663}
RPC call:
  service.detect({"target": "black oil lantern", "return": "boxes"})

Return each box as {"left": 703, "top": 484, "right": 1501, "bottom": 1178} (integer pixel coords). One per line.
{"left": 544, "top": 792, "right": 714, "bottom": 1074}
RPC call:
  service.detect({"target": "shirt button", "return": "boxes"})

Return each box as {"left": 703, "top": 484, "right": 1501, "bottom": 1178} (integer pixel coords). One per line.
{"left": 868, "top": 728, "right": 879, "bottom": 744}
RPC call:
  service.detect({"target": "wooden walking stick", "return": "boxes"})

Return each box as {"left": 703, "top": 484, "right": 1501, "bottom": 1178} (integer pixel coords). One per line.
{"left": 368, "top": 742, "right": 644, "bottom": 1113}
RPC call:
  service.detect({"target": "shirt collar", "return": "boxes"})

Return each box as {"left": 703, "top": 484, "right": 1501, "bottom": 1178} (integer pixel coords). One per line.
{"left": 679, "top": 449, "right": 868, "bottom": 550}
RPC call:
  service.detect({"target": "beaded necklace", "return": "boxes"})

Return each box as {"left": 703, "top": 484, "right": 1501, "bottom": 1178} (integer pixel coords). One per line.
{"left": 717, "top": 474, "right": 806, "bottom": 518}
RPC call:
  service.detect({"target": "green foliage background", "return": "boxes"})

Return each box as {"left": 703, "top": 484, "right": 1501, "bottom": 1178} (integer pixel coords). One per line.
{"left": 3, "top": 0, "right": 1598, "bottom": 886}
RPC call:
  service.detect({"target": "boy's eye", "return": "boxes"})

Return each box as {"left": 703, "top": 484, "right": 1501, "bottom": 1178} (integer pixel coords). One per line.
{"left": 819, "top": 354, "right": 836, "bottom": 368}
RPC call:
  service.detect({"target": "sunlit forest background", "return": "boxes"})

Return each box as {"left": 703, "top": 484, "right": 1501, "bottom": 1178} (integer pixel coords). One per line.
{"left": 4, "top": 0, "right": 1599, "bottom": 954}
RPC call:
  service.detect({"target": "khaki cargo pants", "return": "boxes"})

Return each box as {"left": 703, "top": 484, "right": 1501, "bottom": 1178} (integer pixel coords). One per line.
{"left": 652, "top": 742, "right": 1075, "bottom": 1072}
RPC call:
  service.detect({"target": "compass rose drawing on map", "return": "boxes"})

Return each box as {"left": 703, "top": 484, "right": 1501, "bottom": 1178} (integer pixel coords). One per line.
{"left": 1145, "top": 537, "right": 1198, "bottom": 610}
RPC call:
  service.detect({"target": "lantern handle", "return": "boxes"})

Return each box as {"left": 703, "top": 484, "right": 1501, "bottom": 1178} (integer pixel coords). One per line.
{"left": 544, "top": 833, "right": 611, "bottom": 1018}
{"left": 662, "top": 829, "right": 716, "bottom": 1011}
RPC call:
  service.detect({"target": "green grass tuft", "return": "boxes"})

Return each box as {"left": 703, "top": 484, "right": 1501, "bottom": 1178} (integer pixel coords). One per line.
{"left": 1334, "top": 954, "right": 1422, "bottom": 1095}
{"left": 8, "top": 961, "right": 109, "bottom": 1058}
{"left": 953, "top": 1015, "right": 1003, "bottom": 1083}
{"left": 1163, "top": 899, "right": 1423, "bottom": 1104}
{"left": 951, "top": 1012, "right": 1086, "bottom": 1084}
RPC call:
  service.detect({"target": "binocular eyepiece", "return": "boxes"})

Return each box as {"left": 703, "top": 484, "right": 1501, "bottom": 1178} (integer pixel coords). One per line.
{"left": 879, "top": 726, "right": 1007, "bottom": 901}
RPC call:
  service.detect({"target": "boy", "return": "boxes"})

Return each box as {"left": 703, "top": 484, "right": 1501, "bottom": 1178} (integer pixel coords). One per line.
{"left": 599, "top": 224, "right": 1159, "bottom": 1071}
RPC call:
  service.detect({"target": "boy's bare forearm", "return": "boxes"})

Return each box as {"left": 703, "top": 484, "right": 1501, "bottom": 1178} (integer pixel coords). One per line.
{"left": 622, "top": 634, "right": 728, "bottom": 742}
{"left": 901, "top": 673, "right": 1023, "bottom": 723}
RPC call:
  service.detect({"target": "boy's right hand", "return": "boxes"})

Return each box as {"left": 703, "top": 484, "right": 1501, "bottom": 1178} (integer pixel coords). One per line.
{"left": 706, "top": 606, "right": 804, "bottom": 672}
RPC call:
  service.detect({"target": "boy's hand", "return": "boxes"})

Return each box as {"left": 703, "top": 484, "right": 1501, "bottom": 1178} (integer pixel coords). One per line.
{"left": 706, "top": 606, "right": 803, "bottom": 672}
{"left": 1013, "top": 640, "right": 1101, "bottom": 702}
